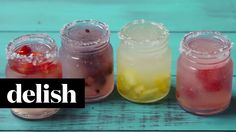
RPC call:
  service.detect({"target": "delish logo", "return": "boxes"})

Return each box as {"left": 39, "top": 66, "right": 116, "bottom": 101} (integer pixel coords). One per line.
{"left": 0, "top": 79, "right": 85, "bottom": 108}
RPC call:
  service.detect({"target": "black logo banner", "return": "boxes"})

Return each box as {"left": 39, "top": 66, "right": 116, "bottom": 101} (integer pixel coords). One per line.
{"left": 0, "top": 79, "right": 85, "bottom": 108}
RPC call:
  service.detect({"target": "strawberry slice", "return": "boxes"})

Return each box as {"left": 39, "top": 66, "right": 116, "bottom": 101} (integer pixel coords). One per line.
{"left": 12, "top": 44, "right": 62, "bottom": 76}
{"left": 197, "top": 69, "right": 223, "bottom": 92}
{"left": 16, "top": 45, "right": 32, "bottom": 56}
{"left": 38, "top": 62, "right": 56, "bottom": 73}
{"left": 9, "top": 60, "right": 35, "bottom": 74}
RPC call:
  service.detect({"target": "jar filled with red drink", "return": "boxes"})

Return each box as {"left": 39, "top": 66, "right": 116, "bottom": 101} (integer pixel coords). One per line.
{"left": 176, "top": 31, "right": 233, "bottom": 115}
{"left": 6, "top": 34, "right": 62, "bottom": 119}
{"left": 60, "top": 20, "right": 114, "bottom": 102}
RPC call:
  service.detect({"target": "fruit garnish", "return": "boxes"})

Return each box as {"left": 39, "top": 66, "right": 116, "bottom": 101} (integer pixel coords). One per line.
{"left": 10, "top": 60, "right": 58, "bottom": 75}
{"left": 117, "top": 76, "right": 127, "bottom": 93}
{"left": 197, "top": 69, "right": 223, "bottom": 92}
{"left": 139, "top": 87, "right": 159, "bottom": 100}
{"left": 154, "top": 76, "right": 170, "bottom": 93}
{"left": 9, "top": 60, "right": 35, "bottom": 74}
{"left": 121, "top": 70, "right": 138, "bottom": 88}
{"left": 133, "top": 85, "right": 145, "bottom": 95}
{"left": 16, "top": 45, "right": 32, "bottom": 56}
{"left": 205, "top": 81, "right": 222, "bottom": 92}
{"left": 39, "top": 62, "right": 58, "bottom": 73}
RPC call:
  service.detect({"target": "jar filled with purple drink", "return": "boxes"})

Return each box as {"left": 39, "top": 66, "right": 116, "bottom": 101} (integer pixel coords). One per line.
{"left": 60, "top": 20, "right": 114, "bottom": 102}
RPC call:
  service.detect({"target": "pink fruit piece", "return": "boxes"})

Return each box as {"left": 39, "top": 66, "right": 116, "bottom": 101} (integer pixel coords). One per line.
{"left": 197, "top": 69, "right": 223, "bottom": 92}
{"left": 9, "top": 60, "right": 35, "bottom": 74}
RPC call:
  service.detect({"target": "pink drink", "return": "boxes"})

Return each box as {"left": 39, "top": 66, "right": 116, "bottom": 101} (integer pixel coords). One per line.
{"left": 60, "top": 20, "right": 114, "bottom": 102}
{"left": 6, "top": 34, "right": 62, "bottom": 119}
{"left": 176, "top": 31, "right": 233, "bottom": 115}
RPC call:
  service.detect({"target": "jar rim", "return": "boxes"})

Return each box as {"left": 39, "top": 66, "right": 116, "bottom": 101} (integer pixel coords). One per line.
{"left": 180, "top": 31, "right": 232, "bottom": 60}
{"left": 61, "top": 19, "right": 110, "bottom": 47}
{"left": 7, "top": 33, "right": 57, "bottom": 64}
{"left": 119, "top": 19, "right": 169, "bottom": 46}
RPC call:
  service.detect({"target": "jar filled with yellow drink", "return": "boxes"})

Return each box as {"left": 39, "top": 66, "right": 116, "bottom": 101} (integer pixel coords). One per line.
{"left": 117, "top": 19, "right": 171, "bottom": 103}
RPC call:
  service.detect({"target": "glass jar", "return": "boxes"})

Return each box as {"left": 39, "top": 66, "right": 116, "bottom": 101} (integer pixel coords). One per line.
{"left": 117, "top": 19, "right": 171, "bottom": 103}
{"left": 176, "top": 31, "right": 233, "bottom": 115}
{"left": 6, "top": 34, "right": 62, "bottom": 119}
{"left": 60, "top": 20, "right": 114, "bottom": 102}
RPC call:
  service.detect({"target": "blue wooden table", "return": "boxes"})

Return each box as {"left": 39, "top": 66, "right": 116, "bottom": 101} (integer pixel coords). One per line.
{"left": 0, "top": 0, "right": 236, "bottom": 130}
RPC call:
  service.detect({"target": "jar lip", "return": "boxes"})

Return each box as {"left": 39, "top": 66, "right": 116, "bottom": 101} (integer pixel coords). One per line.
{"left": 60, "top": 19, "right": 110, "bottom": 46}
{"left": 180, "top": 31, "right": 232, "bottom": 59}
{"left": 119, "top": 19, "right": 169, "bottom": 45}
{"left": 7, "top": 33, "right": 57, "bottom": 64}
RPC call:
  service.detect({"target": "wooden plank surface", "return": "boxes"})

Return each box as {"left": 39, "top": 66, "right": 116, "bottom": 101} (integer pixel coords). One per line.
{"left": 0, "top": 0, "right": 236, "bottom": 130}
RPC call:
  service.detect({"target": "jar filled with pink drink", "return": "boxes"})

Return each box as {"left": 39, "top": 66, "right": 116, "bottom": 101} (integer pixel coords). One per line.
{"left": 6, "top": 34, "right": 62, "bottom": 119}
{"left": 176, "top": 31, "right": 233, "bottom": 115}
{"left": 60, "top": 20, "right": 114, "bottom": 102}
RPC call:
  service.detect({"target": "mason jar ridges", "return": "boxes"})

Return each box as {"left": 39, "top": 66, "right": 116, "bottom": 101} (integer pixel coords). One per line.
{"left": 61, "top": 20, "right": 110, "bottom": 53}
{"left": 176, "top": 31, "right": 233, "bottom": 115}
{"left": 117, "top": 19, "right": 171, "bottom": 103}
{"left": 6, "top": 33, "right": 62, "bottom": 119}
{"left": 60, "top": 20, "right": 114, "bottom": 102}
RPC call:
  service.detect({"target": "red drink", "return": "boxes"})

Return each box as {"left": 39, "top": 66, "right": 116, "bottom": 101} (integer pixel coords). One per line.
{"left": 6, "top": 34, "right": 62, "bottom": 119}
{"left": 6, "top": 44, "right": 62, "bottom": 78}
{"left": 176, "top": 31, "right": 233, "bottom": 115}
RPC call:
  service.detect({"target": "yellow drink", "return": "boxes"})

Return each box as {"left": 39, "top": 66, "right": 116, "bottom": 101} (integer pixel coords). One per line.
{"left": 117, "top": 19, "right": 171, "bottom": 103}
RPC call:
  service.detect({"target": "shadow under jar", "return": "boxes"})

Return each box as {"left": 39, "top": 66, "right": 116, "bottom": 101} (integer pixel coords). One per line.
{"left": 60, "top": 20, "right": 114, "bottom": 102}
{"left": 6, "top": 34, "right": 62, "bottom": 119}
{"left": 176, "top": 31, "right": 233, "bottom": 115}
{"left": 117, "top": 19, "right": 171, "bottom": 103}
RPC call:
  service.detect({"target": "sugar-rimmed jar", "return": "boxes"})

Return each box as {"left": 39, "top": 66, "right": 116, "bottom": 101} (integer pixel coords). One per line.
{"left": 176, "top": 31, "right": 233, "bottom": 115}
{"left": 117, "top": 19, "right": 171, "bottom": 103}
{"left": 6, "top": 34, "right": 62, "bottom": 119}
{"left": 60, "top": 20, "right": 114, "bottom": 102}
